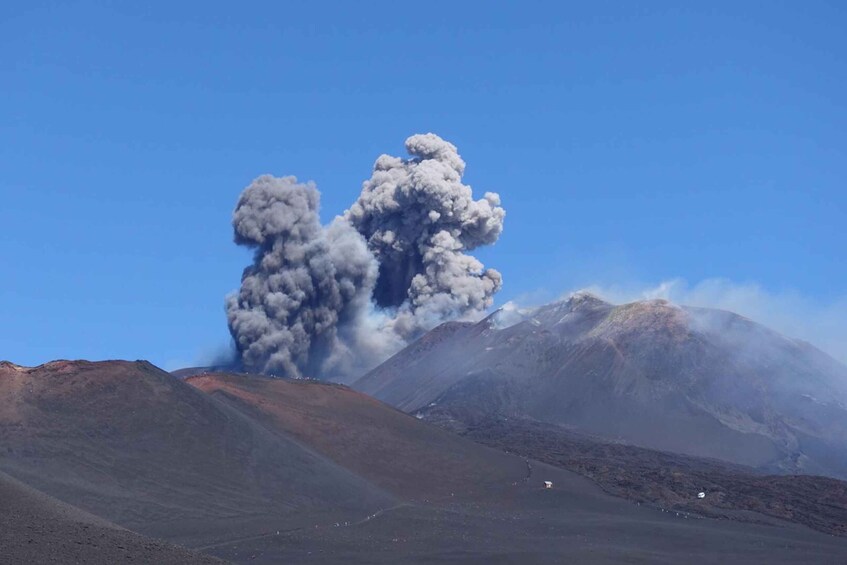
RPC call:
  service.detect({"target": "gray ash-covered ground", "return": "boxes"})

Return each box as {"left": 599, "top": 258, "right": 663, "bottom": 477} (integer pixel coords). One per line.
{"left": 0, "top": 470, "right": 219, "bottom": 565}
{"left": 4, "top": 360, "right": 847, "bottom": 564}
{"left": 423, "top": 409, "right": 847, "bottom": 537}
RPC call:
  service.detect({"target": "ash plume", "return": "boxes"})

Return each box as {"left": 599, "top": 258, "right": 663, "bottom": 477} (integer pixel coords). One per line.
{"left": 346, "top": 133, "right": 505, "bottom": 338}
{"left": 226, "top": 133, "right": 505, "bottom": 379}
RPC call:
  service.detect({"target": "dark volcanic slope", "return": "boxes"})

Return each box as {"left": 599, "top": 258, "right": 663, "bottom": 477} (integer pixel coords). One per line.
{"left": 187, "top": 373, "right": 526, "bottom": 501}
{"left": 185, "top": 373, "right": 847, "bottom": 565}
{"left": 431, "top": 414, "right": 847, "bottom": 537}
{"left": 5, "top": 360, "right": 847, "bottom": 563}
{"left": 0, "top": 359, "right": 392, "bottom": 546}
{"left": 0, "top": 470, "right": 218, "bottom": 565}
{"left": 354, "top": 293, "right": 847, "bottom": 478}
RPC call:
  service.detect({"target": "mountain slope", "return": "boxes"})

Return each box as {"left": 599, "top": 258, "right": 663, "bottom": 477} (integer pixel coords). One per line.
{"left": 3, "top": 360, "right": 847, "bottom": 563}
{"left": 186, "top": 373, "right": 525, "bottom": 501}
{"left": 0, "top": 469, "right": 219, "bottom": 564}
{"left": 354, "top": 293, "right": 847, "bottom": 478}
{"left": 182, "top": 372, "right": 847, "bottom": 564}
{"left": 0, "top": 359, "right": 393, "bottom": 546}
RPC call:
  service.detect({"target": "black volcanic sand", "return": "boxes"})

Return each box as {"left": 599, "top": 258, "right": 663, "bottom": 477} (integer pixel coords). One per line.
{"left": 205, "top": 468, "right": 847, "bottom": 565}
{"left": 188, "top": 373, "right": 847, "bottom": 564}
{"left": 0, "top": 470, "right": 219, "bottom": 565}
{"left": 438, "top": 414, "right": 847, "bottom": 537}
{"left": 2, "top": 361, "right": 847, "bottom": 564}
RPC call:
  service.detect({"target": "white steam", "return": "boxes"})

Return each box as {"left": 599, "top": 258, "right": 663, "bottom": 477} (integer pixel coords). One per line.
{"left": 580, "top": 278, "right": 847, "bottom": 364}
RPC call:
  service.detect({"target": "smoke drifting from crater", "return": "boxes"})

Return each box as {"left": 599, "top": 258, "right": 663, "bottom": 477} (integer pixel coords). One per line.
{"left": 226, "top": 134, "right": 505, "bottom": 379}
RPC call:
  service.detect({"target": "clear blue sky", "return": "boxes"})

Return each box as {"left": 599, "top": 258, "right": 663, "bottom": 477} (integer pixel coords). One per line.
{"left": 2, "top": 1, "right": 845, "bottom": 368}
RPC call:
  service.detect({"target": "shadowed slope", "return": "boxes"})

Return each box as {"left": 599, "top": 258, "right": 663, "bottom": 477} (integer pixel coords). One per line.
{"left": 0, "top": 470, "right": 220, "bottom": 564}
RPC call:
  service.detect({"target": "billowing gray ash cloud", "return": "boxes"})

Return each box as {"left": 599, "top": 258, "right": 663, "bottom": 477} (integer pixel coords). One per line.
{"left": 226, "top": 133, "right": 505, "bottom": 380}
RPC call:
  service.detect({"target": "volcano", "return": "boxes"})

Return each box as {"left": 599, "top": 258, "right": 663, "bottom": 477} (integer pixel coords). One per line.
{"left": 354, "top": 293, "right": 847, "bottom": 478}
{"left": 0, "top": 359, "right": 392, "bottom": 547}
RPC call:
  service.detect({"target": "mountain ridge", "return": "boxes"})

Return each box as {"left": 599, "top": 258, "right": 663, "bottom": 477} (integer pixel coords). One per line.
{"left": 354, "top": 294, "right": 847, "bottom": 478}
